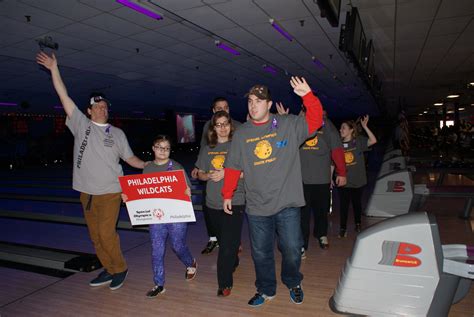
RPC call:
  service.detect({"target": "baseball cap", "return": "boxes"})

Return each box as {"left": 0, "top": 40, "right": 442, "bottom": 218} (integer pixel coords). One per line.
{"left": 245, "top": 84, "right": 272, "bottom": 101}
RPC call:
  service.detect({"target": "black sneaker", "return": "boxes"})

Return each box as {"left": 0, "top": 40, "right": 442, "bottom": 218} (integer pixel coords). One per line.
{"left": 109, "top": 269, "right": 128, "bottom": 290}
{"left": 289, "top": 285, "right": 304, "bottom": 304}
{"left": 146, "top": 285, "right": 165, "bottom": 298}
{"left": 89, "top": 270, "right": 113, "bottom": 287}
{"left": 355, "top": 223, "right": 361, "bottom": 233}
{"left": 201, "top": 240, "right": 219, "bottom": 255}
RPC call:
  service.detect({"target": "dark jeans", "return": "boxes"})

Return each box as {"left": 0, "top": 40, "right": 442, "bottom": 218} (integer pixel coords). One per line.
{"left": 203, "top": 203, "right": 218, "bottom": 239}
{"left": 210, "top": 205, "right": 244, "bottom": 289}
{"left": 301, "top": 183, "right": 330, "bottom": 250}
{"left": 247, "top": 207, "right": 303, "bottom": 296}
{"left": 338, "top": 186, "right": 363, "bottom": 229}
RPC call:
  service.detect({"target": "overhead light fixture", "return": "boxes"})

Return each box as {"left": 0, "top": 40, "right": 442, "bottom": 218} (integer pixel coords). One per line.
{"left": 469, "top": 82, "right": 474, "bottom": 86}
{"left": 116, "top": 0, "right": 163, "bottom": 20}
{"left": 447, "top": 110, "right": 454, "bottom": 113}
{"left": 311, "top": 56, "right": 324, "bottom": 69}
{"left": 433, "top": 102, "right": 443, "bottom": 106}
{"left": 269, "top": 18, "right": 293, "bottom": 41}
{"left": 262, "top": 64, "right": 277, "bottom": 74}
{"left": 459, "top": 107, "right": 465, "bottom": 111}
{"left": 446, "top": 94, "right": 459, "bottom": 98}
{"left": 215, "top": 40, "right": 240, "bottom": 56}
{"left": 423, "top": 111, "right": 428, "bottom": 113}
{"left": 0, "top": 102, "right": 17, "bottom": 106}
{"left": 418, "top": 113, "right": 423, "bottom": 116}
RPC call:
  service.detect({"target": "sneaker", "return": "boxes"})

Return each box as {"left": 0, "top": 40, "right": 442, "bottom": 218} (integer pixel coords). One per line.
{"left": 355, "top": 223, "right": 361, "bottom": 233}
{"left": 248, "top": 293, "right": 275, "bottom": 307}
{"left": 185, "top": 259, "right": 197, "bottom": 280}
{"left": 301, "top": 247, "right": 307, "bottom": 260}
{"left": 319, "top": 236, "right": 329, "bottom": 249}
{"left": 289, "top": 285, "right": 304, "bottom": 304}
{"left": 217, "top": 287, "right": 232, "bottom": 297}
{"left": 338, "top": 229, "right": 347, "bottom": 238}
{"left": 146, "top": 285, "right": 165, "bottom": 298}
{"left": 89, "top": 270, "right": 113, "bottom": 287}
{"left": 109, "top": 269, "right": 128, "bottom": 290}
{"left": 201, "top": 240, "right": 219, "bottom": 255}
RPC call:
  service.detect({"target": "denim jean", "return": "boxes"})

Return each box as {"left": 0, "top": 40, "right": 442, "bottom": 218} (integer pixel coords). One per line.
{"left": 247, "top": 207, "right": 303, "bottom": 296}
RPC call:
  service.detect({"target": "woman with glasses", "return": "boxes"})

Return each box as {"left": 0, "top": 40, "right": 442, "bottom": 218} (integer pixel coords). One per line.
{"left": 122, "top": 135, "right": 197, "bottom": 298}
{"left": 196, "top": 111, "right": 245, "bottom": 297}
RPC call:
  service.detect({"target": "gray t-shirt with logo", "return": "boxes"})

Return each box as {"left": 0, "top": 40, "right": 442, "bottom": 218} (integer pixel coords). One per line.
{"left": 66, "top": 107, "right": 134, "bottom": 195}
{"left": 300, "top": 118, "right": 342, "bottom": 184}
{"left": 343, "top": 136, "right": 369, "bottom": 188}
{"left": 143, "top": 159, "right": 191, "bottom": 188}
{"left": 225, "top": 113, "right": 309, "bottom": 216}
{"left": 196, "top": 142, "right": 245, "bottom": 209}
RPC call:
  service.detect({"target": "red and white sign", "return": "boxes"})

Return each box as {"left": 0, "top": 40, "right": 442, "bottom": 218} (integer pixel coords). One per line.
{"left": 119, "top": 170, "right": 196, "bottom": 225}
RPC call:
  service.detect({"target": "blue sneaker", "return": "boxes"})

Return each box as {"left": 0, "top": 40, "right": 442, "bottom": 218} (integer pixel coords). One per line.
{"left": 109, "top": 269, "right": 128, "bottom": 290}
{"left": 89, "top": 270, "right": 113, "bottom": 287}
{"left": 289, "top": 285, "right": 304, "bottom": 304}
{"left": 248, "top": 293, "right": 275, "bottom": 307}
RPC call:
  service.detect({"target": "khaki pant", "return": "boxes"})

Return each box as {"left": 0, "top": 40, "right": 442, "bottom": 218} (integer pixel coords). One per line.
{"left": 80, "top": 192, "right": 127, "bottom": 274}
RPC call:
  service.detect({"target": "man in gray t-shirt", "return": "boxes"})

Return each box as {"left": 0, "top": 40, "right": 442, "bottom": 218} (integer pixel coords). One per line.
{"left": 37, "top": 52, "right": 146, "bottom": 291}
{"left": 222, "top": 77, "right": 323, "bottom": 306}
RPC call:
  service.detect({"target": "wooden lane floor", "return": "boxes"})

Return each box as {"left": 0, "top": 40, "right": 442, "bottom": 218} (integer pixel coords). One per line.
{"left": 1, "top": 208, "right": 472, "bottom": 317}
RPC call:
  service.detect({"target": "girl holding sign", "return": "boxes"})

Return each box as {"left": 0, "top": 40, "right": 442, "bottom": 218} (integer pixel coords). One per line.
{"left": 338, "top": 116, "right": 377, "bottom": 238}
{"left": 122, "top": 135, "right": 197, "bottom": 298}
{"left": 196, "top": 111, "right": 245, "bottom": 297}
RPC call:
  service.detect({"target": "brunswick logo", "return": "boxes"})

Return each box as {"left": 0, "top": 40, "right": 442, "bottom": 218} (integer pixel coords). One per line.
{"left": 379, "top": 241, "right": 422, "bottom": 267}
{"left": 386, "top": 180, "right": 405, "bottom": 192}
{"left": 153, "top": 208, "right": 164, "bottom": 220}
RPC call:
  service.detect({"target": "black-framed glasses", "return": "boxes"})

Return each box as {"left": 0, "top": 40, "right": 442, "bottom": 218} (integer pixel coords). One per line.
{"left": 215, "top": 122, "right": 230, "bottom": 128}
{"left": 153, "top": 145, "right": 171, "bottom": 151}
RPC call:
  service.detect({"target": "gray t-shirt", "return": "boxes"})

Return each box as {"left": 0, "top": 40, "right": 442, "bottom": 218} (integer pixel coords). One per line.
{"left": 343, "top": 136, "right": 369, "bottom": 188}
{"left": 300, "top": 118, "right": 342, "bottom": 184}
{"left": 225, "top": 113, "right": 309, "bottom": 216}
{"left": 196, "top": 142, "right": 245, "bottom": 209}
{"left": 66, "top": 107, "right": 134, "bottom": 195}
{"left": 143, "top": 159, "right": 191, "bottom": 188}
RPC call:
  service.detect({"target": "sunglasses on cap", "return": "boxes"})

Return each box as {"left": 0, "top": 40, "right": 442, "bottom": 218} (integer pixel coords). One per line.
{"left": 89, "top": 96, "right": 111, "bottom": 107}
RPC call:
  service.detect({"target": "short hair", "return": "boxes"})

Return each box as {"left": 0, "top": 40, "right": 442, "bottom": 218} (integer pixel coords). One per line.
{"left": 211, "top": 97, "right": 228, "bottom": 109}
{"left": 152, "top": 134, "right": 173, "bottom": 147}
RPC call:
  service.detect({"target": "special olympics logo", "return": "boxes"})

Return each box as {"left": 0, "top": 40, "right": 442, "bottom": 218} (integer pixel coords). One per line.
{"left": 153, "top": 208, "right": 165, "bottom": 220}
{"left": 254, "top": 140, "right": 272, "bottom": 159}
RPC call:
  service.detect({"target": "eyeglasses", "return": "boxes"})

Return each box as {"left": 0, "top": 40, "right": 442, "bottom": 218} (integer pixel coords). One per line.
{"left": 153, "top": 146, "right": 170, "bottom": 151}
{"left": 215, "top": 122, "right": 230, "bottom": 128}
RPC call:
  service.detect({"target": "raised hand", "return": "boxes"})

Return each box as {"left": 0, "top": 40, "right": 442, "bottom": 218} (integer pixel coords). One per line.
{"left": 360, "top": 115, "right": 369, "bottom": 128}
{"left": 36, "top": 51, "right": 57, "bottom": 71}
{"left": 290, "top": 76, "right": 311, "bottom": 97}
{"left": 275, "top": 102, "right": 289, "bottom": 115}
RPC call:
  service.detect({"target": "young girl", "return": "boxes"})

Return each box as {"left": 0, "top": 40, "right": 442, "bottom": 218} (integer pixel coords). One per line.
{"left": 338, "top": 115, "right": 377, "bottom": 238}
{"left": 196, "top": 111, "right": 245, "bottom": 297}
{"left": 122, "top": 135, "right": 197, "bottom": 298}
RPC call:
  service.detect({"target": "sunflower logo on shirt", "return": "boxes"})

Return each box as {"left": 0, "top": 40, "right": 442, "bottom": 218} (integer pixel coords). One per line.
{"left": 211, "top": 155, "right": 225, "bottom": 169}
{"left": 344, "top": 151, "right": 355, "bottom": 164}
{"left": 305, "top": 136, "right": 318, "bottom": 147}
{"left": 254, "top": 140, "right": 272, "bottom": 159}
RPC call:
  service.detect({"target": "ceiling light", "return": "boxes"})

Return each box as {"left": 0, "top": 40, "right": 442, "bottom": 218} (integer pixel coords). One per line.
{"left": 469, "top": 82, "right": 474, "bottom": 86}
{"left": 446, "top": 94, "right": 459, "bottom": 98}
{"left": 459, "top": 107, "right": 465, "bottom": 111}
{"left": 0, "top": 102, "right": 17, "bottom": 106}
{"left": 262, "top": 64, "right": 277, "bottom": 74}
{"left": 215, "top": 40, "right": 240, "bottom": 56}
{"left": 269, "top": 19, "right": 293, "bottom": 41}
{"left": 433, "top": 102, "right": 443, "bottom": 106}
{"left": 418, "top": 113, "right": 423, "bottom": 116}
{"left": 423, "top": 111, "right": 427, "bottom": 113}
{"left": 116, "top": 0, "right": 163, "bottom": 20}
{"left": 447, "top": 110, "right": 454, "bottom": 113}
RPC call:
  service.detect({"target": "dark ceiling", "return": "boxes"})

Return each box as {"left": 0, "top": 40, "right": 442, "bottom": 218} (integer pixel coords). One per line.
{"left": 1, "top": 0, "right": 473, "bottom": 120}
